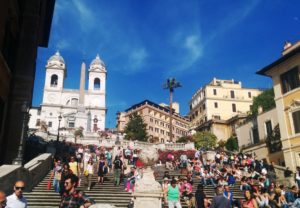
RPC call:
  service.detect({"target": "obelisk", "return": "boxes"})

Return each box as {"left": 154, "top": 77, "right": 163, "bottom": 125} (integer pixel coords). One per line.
{"left": 79, "top": 62, "right": 86, "bottom": 106}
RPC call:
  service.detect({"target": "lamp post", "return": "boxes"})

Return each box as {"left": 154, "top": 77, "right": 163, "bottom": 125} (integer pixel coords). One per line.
{"left": 56, "top": 114, "right": 62, "bottom": 142}
{"left": 163, "top": 78, "right": 182, "bottom": 143}
{"left": 13, "top": 101, "right": 30, "bottom": 165}
{"left": 93, "top": 116, "right": 98, "bottom": 132}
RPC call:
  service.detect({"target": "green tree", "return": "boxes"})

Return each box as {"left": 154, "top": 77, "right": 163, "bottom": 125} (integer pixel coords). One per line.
{"left": 124, "top": 113, "right": 148, "bottom": 141}
{"left": 74, "top": 126, "right": 84, "bottom": 144}
{"left": 176, "top": 135, "right": 194, "bottom": 143}
{"left": 250, "top": 89, "right": 275, "bottom": 116}
{"left": 225, "top": 136, "right": 239, "bottom": 151}
{"left": 194, "top": 131, "right": 217, "bottom": 149}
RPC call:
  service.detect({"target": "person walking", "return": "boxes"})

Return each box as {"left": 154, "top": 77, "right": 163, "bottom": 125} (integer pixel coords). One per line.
{"left": 6, "top": 180, "right": 27, "bottom": 208}
{"left": 59, "top": 163, "right": 73, "bottom": 196}
{"left": 51, "top": 158, "right": 62, "bottom": 193}
{"left": 166, "top": 179, "right": 182, "bottom": 208}
{"left": 209, "top": 186, "right": 230, "bottom": 208}
{"left": 84, "top": 158, "right": 94, "bottom": 190}
{"left": 113, "top": 156, "right": 123, "bottom": 186}
{"left": 97, "top": 155, "right": 108, "bottom": 184}
{"left": 59, "top": 174, "right": 95, "bottom": 208}
{"left": 195, "top": 184, "right": 207, "bottom": 208}
{"left": 69, "top": 156, "right": 80, "bottom": 176}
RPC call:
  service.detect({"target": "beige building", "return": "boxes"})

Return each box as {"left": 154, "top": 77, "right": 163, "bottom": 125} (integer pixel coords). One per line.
{"left": 189, "top": 78, "right": 262, "bottom": 141}
{"left": 257, "top": 40, "right": 300, "bottom": 170}
{"left": 236, "top": 108, "right": 283, "bottom": 165}
{"left": 117, "top": 100, "right": 190, "bottom": 143}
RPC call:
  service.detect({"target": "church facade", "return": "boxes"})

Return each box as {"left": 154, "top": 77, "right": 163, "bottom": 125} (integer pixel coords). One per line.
{"left": 28, "top": 51, "right": 106, "bottom": 137}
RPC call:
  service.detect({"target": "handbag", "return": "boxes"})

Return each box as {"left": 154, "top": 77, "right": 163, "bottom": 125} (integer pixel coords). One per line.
{"left": 55, "top": 172, "right": 62, "bottom": 181}
{"left": 84, "top": 170, "right": 89, "bottom": 176}
{"left": 47, "top": 180, "right": 51, "bottom": 190}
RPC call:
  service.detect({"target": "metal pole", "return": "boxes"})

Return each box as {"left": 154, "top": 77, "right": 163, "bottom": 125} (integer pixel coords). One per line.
{"left": 56, "top": 118, "right": 61, "bottom": 142}
{"left": 169, "top": 89, "right": 173, "bottom": 142}
{"left": 13, "top": 102, "right": 29, "bottom": 165}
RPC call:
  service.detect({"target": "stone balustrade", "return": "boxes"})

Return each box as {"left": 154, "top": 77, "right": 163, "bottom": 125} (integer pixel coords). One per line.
{"left": 97, "top": 139, "right": 195, "bottom": 150}
{"left": 0, "top": 153, "right": 52, "bottom": 194}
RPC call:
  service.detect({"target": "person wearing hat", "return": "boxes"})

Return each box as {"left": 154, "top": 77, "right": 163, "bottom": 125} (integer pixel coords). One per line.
{"left": 165, "top": 180, "right": 182, "bottom": 208}
{"left": 162, "top": 177, "right": 170, "bottom": 206}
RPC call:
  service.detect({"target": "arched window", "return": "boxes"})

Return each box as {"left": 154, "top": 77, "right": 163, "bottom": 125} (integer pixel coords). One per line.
{"left": 50, "top": 74, "right": 58, "bottom": 87}
{"left": 94, "top": 78, "right": 100, "bottom": 90}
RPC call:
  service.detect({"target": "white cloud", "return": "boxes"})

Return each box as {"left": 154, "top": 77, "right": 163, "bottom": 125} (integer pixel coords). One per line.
{"left": 127, "top": 48, "right": 148, "bottom": 73}
{"left": 72, "top": 0, "right": 95, "bottom": 30}
{"left": 207, "top": 1, "right": 259, "bottom": 42}
{"left": 184, "top": 35, "right": 203, "bottom": 61}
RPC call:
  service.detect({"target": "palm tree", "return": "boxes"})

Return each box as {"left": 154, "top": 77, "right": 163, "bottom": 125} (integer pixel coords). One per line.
{"left": 163, "top": 78, "right": 182, "bottom": 142}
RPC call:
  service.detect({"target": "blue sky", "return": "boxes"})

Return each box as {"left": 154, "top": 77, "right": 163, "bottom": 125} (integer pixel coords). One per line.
{"left": 33, "top": 0, "right": 300, "bottom": 128}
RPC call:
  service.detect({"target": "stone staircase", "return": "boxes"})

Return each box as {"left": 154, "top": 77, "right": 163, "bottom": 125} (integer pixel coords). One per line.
{"left": 154, "top": 168, "right": 245, "bottom": 208}
{"left": 23, "top": 171, "right": 132, "bottom": 208}
{"left": 24, "top": 167, "right": 245, "bottom": 208}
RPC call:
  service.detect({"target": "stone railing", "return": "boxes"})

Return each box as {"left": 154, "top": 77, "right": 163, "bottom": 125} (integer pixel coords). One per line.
{"left": 0, "top": 153, "right": 52, "bottom": 194}
{"left": 273, "top": 164, "right": 296, "bottom": 187}
{"left": 97, "top": 139, "right": 195, "bottom": 150}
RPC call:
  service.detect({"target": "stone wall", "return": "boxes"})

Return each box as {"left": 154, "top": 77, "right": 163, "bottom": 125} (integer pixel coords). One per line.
{"left": 0, "top": 153, "right": 52, "bottom": 194}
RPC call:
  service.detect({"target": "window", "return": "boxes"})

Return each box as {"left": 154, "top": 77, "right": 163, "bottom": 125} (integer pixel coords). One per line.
{"left": 160, "top": 129, "right": 164, "bottom": 135}
{"left": 248, "top": 92, "right": 252, "bottom": 98}
{"left": 94, "top": 78, "right": 100, "bottom": 90}
{"left": 155, "top": 128, "right": 159, "bottom": 133}
{"left": 37, "top": 109, "right": 41, "bottom": 115}
{"left": 252, "top": 127, "right": 259, "bottom": 144}
{"left": 230, "top": 90, "right": 235, "bottom": 98}
{"left": 214, "top": 102, "right": 218, "bottom": 108}
{"left": 48, "top": 121, "right": 52, "bottom": 127}
{"left": 155, "top": 120, "right": 158, "bottom": 124}
{"left": 203, "top": 104, "right": 206, "bottom": 110}
{"left": 213, "top": 89, "right": 217, "bottom": 95}
{"left": 150, "top": 118, "right": 153, "bottom": 122}
{"left": 281, "top": 67, "right": 300, "bottom": 94}
{"left": 36, "top": 119, "right": 40, "bottom": 126}
{"left": 265, "top": 120, "right": 272, "bottom": 137}
{"left": 50, "top": 74, "right": 58, "bottom": 87}
{"left": 232, "top": 103, "right": 236, "bottom": 112}
{"left": 69, "top": 121, "right": 75, "bottom": 128}
{"left": 71, "top": 98, "right": 78, "bottom": 106}
{"left": 292, "top": 110, "right": 300, "bottom": 134}
{"left": 149, "top": 126, "right": 153, "bottom": 131}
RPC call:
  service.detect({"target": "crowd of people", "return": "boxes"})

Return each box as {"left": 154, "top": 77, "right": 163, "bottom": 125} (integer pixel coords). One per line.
{"left": 3, "top": 139, "right": 300, "bottom": 208}
{"left": 162, "top": 150, "right": 300, "bottom": 208}
{"left": 50, "top": 141, "right": 142, "bottom": 193}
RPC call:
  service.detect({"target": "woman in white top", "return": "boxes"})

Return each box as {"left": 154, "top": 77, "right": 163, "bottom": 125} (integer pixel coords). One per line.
{"left": 85, "top": 158, "right": 94, "bottom": 190}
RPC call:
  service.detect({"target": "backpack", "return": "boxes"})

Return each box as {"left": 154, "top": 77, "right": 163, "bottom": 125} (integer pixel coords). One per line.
{"left": 114, "top": 160, "right": 122, "bottom": 169}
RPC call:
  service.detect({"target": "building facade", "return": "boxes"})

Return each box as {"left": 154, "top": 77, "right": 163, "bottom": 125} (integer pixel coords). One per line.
{"left": 257, "top": 40, "right": 300, "bottom": 170}
{"left": 29, "top": 52, "right": 106, "bottom": 137}
{"left": 0, "top": 0, "right": 55, "bottom": 164}
{"left": 117, "top": 100, "right": 190, "bottom": 143}
{"left": 236, "top": 108, "right": 283, "bottom": 165}
{"left": 188, "top": 78, "right": 262, "bottom": 141}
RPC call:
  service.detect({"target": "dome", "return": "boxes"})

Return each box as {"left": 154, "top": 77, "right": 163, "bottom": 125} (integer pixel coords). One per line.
{"left": 48, "top": 51, "right": 65, "bottom": 64}
{"left": 90, "top": 54, "right": 105, "bottom": 68}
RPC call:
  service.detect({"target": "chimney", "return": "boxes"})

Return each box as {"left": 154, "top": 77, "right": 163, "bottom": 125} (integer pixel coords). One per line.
{"left": 79, "top": 62, "right": 86, "bottom": 105}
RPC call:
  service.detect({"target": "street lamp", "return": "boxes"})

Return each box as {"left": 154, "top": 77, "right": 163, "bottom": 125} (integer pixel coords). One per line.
{"left": 13, "top": 101, "right": 30, "bottom": 165}
{"left": 163, "top": 78, "right": 182, "bottom": 142}
{"left": 56, "top": 114, "right": 62, "bottom": 142}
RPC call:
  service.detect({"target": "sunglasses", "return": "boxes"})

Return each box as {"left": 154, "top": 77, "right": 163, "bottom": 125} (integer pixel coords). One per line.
{"left": 15, "top": 186, "right": 25, "bottom": 190}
